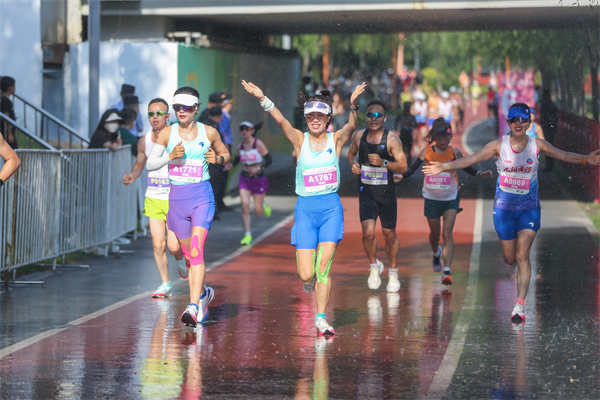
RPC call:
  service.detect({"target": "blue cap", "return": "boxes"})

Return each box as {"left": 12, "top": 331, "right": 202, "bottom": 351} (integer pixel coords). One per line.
{"left": 530, "top": 108, "right": 537, "bottom": 115}
{"left": 507, "top": 106, "right": 531, "bottom": 119}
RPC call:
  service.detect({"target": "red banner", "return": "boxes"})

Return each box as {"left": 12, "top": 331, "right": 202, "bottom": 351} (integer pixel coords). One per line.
{"left": 554, "top": 111, "right": 600, "bottom": 203}
{"left": 497, "top": 72, "right": 535, "bottom": 137}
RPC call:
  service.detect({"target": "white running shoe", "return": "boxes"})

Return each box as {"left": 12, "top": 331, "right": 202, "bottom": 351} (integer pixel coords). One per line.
{"left": 198, "top": 286, "right": 215, "bottom": 323}
{"left": 302, "top": 275, "right": 317, "bottom": 294}
{"left": 181, "top": 304, "right": 199, "bottom": 327}
{"left": 177, "top": 257, "right": 189, "bottom": 279}
{"left": 367, "top": 259, "right": 384, "bottom": 289}
{"left": 315, "top": 317, "right": 335, "bottom": 335}
{"left": 511, "top": 304, "right": 526, "bottom": 324}
{"left": 386, "top": 270, "right": 401, "bottom": 292}
{"left": 151, "top": 282, "right": 172, "bottom": 298}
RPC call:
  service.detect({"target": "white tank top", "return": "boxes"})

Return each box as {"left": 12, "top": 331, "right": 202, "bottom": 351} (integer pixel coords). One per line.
{"left": 414, "top": 101, "right": 427, "bottom": 117}
{"left": 144, "top": 131, "right": 170, "bottom": 200}
{"left": 438, "top": 100, "right": 453, "bottom": 118}
{"left": 239, "top": 139, "right": 264, "bottom": 165}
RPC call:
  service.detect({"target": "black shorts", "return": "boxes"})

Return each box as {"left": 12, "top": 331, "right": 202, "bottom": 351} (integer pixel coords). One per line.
{"left": 359, "top": 191, "right": 397, "bottom": 229}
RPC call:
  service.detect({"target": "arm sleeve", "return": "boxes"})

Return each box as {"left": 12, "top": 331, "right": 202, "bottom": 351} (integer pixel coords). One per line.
{"left": 146, "top": 143, "right": 171, "bottom": 171}
{"left": 231, "top": 155, "right": 240, "bottom": 167}
{"left": 401, "top": 157, "right": 424, "bottom": 179}
{"left": 260, "top": 153, "right": 273, "bottom": 171}
{"left": 462, "top": 165, "right": 479, "bottom": 176}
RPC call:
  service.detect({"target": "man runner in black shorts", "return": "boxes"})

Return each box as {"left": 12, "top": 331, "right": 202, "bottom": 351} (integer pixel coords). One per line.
{"left": 347, "top": 99, "right": 407, "bottom": 292}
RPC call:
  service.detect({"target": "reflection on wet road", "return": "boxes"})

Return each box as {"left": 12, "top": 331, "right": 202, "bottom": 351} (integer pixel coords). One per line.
{"left": 0, "top": 198, "right": 598, "bottom": 399}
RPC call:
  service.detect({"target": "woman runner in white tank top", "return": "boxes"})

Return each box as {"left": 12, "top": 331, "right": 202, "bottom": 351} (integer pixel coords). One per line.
{"left": 423, "top": 103, "right": 600, "bottom": 324}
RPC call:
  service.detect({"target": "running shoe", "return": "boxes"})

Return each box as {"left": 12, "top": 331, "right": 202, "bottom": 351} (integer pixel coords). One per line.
{"left": 386, "top": 270, "right": 401, "bottom": 292}
{"left": 264, "top": 203, "right": 272, "bottom": 217}
{"left": 240, "top": 234, "right": 252, "bottom": 246}
{"left": 177, "top": 257, "right": 189, "bottom": 279}
{"left": 151, "top": 281, "right": 172, "bottom": 298}
{"left": 511, "top": 304, "right": 526, "bottom": 324}
{"left": 181, "top": 304, "right": 199, "bottom": 327}
{"left": 302, "top": 274, "right": 317, "bottom": 294}
{"left": 198, "top": 286, "right": 215, "bottom": 323}
{"left": 367, "top": 259, "right": 384, "bottom": 289}
{"left": 441, "top": 271, "right": 453, "bottom": 285}
{"left": 505, "top": 261, "right": 517, "bottom": 272}
{"left": 432, "top": 246, "right": 443, "bottom": 272}
{"left": 315, "top": 317, "right": 335, "bottom": 335}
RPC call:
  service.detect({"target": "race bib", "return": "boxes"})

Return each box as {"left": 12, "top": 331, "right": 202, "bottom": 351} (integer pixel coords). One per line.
{"left": 240, "top": 152, "right": 258, "bottom": 163}
{"left": 147, "top": 176, "right": 170, "bottom": 188}
{"left": 361, "top": 165, "right": 388, "bottom": 185}
{"left": 499, "top": 172, "right": 530, "bottom": 194}
{"left": 169, "top": 159, "right": 204, "bottom": 183}
{"left": 303, "top": 165, "right": 338, "bottom": 193}
{"left": 424, "top": 173, "right": 453, "bottom": 190}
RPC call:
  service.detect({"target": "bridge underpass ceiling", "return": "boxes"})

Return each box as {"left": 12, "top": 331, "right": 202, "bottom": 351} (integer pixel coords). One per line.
{"left": 104, "top": 2, "right": 599, "bottom": 34}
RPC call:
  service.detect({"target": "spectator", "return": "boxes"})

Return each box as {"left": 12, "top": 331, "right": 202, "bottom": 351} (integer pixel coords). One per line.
{"left": 219, "top": 93, "right": 234, "bottom": 150}
{"left": 111, "top": 84, "right": 144, "bottom": 137}
{"left": 0, "top": 76, "right": 18, "bottom": 149}
{"left": 89, "top": 109, "right": 123, "bottom": 151}
{"left": 199, "top": 106, "right": 227, "bottom": 219}
{"left": 118, "top": 108, "right": 139, "bottom": 156}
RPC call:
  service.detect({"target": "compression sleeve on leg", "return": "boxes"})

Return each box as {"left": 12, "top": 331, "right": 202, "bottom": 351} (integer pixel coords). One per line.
{"left": 315, "top": 247, "right": 335, "bottom": 285}
{"left": 147, "top": 143, "right": 171, "bottom": 171}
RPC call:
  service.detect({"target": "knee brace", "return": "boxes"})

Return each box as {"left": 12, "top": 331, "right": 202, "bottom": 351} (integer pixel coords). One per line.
{"left": 315, "top": 247, "right": 335, "bottom": 285}
{"left": 297, "top": 251, "right": 316, "bottom": 281}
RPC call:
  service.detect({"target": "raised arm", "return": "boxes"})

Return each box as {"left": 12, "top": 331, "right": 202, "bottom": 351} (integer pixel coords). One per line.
{"left": 537, "top": 139, "right": 600, "bottom": 166}
{"left": 423, "top": 139, "right": 501, "bottom": 176}
{"left": 335, "top": 82, "right": 366, "bottom": 152}
{"left": 242, "top": 80, "right": 303, "bottom": 152}
{"left": 0, "top": 134, "right": 20, "bottom": 184}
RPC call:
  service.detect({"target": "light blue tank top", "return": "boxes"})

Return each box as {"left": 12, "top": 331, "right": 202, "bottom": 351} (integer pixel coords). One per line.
{"left": 526, "top": 122, "right": 538, "bottom": 138}
{"left": 295, "top": 132, "right": 339, "bottom": 197}
{"left": 166, "top": 122, "right": 210, "bottom": 186}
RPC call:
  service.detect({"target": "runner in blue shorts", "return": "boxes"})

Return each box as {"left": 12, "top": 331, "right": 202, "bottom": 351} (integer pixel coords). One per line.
{"left": 147, "top": 86, "right": 230, "bottom": 328}
{"left": 424, "top": 103, "right": 600, "bottom": 324}
{"left": 243, "top": 79, "right": 366, "bottom": 335}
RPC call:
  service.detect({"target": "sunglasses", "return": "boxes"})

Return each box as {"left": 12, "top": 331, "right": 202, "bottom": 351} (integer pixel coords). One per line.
{"left": 147, "top": 111, "right": 167, "bottom": 117}
{"left": 366, "top": 112, "right": 385, "bottom": 119}
{"left": 508, "top": 116, "right": 529, "bottom": 124}
{"left": 173, "top": 104, "right": 197, "bottom": 113}
{"left": 240, "top": 126, "right": 253, "bottom": 131}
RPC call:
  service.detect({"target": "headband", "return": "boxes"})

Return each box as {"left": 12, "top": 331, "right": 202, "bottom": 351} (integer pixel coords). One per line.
{"left": 172, "top": 94, "right": 199, "bottom": 106}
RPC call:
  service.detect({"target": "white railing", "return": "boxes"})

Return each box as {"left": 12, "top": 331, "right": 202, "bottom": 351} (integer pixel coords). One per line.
{"left": 0, "top": 147, "right": 137, "bottom": 285}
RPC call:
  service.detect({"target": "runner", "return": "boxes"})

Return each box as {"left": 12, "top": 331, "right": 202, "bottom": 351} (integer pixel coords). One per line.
{"left": 147, "top": 86, "right": 230, "bottom": 327}
{"left": 427, "top": 89, "right": 441, "bottom": 128}
{"left": 396, "top": 118, "right": 492, "bottom": 284}
{"left": 0, "top": 132, "right": 20, "bottom": 186}
{"left": 242, "top": 79, "right": 366, "bottom": 335}
{"left": 122, "top": 98, "right": 189, "bottom": 298}
{"left": 347, "top": 99, "right": 407, "bottom": 292}
{"left": 394, "top": 102, "right": 417, "bottom": 164}
{"left": 526, "top": 109, "right": 545, "bottom": 140}
{"left": 224, "top": 121, "right": 272, "bottom": 246}
{"left": 423, "top": 104, "right": 600, "bottom": 322}
{"left": 412, "top": 93, "right": 428, "bottom": 154}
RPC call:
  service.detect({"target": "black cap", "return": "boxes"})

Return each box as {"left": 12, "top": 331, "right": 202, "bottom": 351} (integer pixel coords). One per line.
{"left": 123, "top": 94, "right": 139, "bottom": 106}
{"left": 208, "top": 106, "right": 222, "bottom": 116}
{"left": 120, "top": 84, "right": 135, "bottom": 96}
{"left": 209, "top": 91, "right": 233, "bottom": 104}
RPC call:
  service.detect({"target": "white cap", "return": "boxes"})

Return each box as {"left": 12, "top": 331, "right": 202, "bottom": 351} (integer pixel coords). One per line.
{"left": 441, "top": 91, "right": 450, "bottom": 99}
{"left": 105, "top": 112, "right": 122, "bottom": 122}
{"left": 239, "top": 121, "right": 254, "bottom": 129}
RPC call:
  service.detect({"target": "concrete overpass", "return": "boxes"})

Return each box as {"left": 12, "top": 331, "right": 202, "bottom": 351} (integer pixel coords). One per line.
{"left": 96, "top": 0, "right": 598, "bottom": 39}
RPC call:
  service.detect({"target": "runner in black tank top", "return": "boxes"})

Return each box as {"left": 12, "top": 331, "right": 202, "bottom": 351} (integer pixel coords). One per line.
{"left": 347, "top": 100, "right": 407, "bottom": 293}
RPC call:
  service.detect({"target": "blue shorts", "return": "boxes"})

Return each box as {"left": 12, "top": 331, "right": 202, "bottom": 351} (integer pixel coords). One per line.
{"left": 427, "top": 118, "right": 436, "bottom": 127}
{"left": 291, "top": 193, "right": 344, "bottom": 249}
{"left": 444, "top": 115, "right": 453, "bottom": 123}
{"left": 493, "top": 207, "right": 541, "bottom": 241}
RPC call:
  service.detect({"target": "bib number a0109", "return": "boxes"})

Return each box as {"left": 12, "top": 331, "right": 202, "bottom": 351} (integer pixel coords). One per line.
{"left": 499, "top": 172, "right": 530, "bottom": 194}
{"left": 361, "top": 165, "right": 388, "bottom": 185}
{"left": 303, "top": 165, "right": 338, "bottom": 193}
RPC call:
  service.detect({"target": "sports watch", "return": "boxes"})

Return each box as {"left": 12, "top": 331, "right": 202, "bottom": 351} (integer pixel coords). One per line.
{"left": 383, "top": 160, "right": 389, "bottom": 167}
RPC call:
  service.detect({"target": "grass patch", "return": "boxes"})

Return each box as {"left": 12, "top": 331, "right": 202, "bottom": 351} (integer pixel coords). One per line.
{"left": 578, "top": 202, "right": 600, "bottom": 244}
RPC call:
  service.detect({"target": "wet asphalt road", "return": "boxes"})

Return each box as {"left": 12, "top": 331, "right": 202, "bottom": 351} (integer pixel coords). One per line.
{"left": 1, "top": 108, "right": 599, "bottom": 399}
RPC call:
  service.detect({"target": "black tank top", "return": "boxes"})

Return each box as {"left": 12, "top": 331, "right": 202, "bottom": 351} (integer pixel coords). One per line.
{"left": 358, "top": 129, "right": 395, "bottom": 196}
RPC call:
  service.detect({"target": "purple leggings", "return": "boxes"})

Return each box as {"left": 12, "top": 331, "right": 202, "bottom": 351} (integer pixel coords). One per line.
{"left": 166, "top": 181, "right": 215, "bottom": 239}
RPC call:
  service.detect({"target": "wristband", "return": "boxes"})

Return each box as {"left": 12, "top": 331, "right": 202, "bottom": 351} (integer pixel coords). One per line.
{"left": 581, "top": 155, "right": 587, "bottom": 165}
{"left": 260, "top": 97, "right": 275, "bottom": 113}
{"left": 351, "top": 104, "right": 359, "bottom": 112}
{"left": 476, "top": 171, "right": 481, "bottom": 178}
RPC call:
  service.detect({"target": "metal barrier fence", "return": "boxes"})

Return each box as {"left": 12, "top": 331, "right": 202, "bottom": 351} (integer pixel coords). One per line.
{"left": 1, "top": 147, "right": 137, "bottom": 282}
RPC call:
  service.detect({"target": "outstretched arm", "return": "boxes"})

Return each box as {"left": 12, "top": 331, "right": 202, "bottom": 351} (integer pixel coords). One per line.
{"left": 242, "top": 80, "right": 303, "bottom": 152}
{"left": 423, "top": 139, "right": 501, "bottom": 175}
{"left": 335, "top": 82, "right": 367, "bottom": 152}
{"left": 0, "top": 134, "right": 20, "bottom": 184}
{"left": 537, "top": 138, "right": 600, "bottom": 166}
{"left": 123, "top": 139, "right": 148, "bottom": 186}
